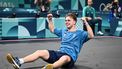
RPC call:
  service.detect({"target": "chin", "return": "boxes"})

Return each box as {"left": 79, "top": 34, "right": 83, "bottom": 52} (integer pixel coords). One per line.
{"left": 67, "top": 27, "right": 71, "bottom": 29}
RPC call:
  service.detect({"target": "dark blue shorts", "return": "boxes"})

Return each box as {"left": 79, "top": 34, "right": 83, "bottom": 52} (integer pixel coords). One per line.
{"left": 44, "top": 50, "right": 75, "bottom": 68}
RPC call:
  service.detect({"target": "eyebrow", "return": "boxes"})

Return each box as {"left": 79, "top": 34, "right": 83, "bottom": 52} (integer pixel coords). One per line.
{"left": 65, "top": 19, "right": 71, "bottom": 21}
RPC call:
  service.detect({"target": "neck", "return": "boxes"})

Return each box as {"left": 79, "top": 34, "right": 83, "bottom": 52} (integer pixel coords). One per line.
{"left": 88, "top": 5, "right": 92, "bottom": 7}
{"left": 67, "top": 26, "right": 76, "bottom": 32}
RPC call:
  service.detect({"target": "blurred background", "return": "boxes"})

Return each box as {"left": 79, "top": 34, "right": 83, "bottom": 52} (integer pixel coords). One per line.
{"left": 0, "top": 0, "right": 122, "bottom": 40}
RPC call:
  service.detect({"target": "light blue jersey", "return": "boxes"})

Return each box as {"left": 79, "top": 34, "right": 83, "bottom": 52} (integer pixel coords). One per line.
{"left": 54, "top": 28, "right": 89, "bottom": 62}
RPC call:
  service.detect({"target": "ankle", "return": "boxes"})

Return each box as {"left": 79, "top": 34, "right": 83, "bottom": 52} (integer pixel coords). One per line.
{"left": 19, "top": 58, "right": 24, "bottom": 64}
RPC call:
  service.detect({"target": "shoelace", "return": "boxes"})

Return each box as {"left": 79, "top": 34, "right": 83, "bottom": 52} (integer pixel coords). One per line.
{"left": 14, "top": 57, "right": 21, "bottom": 67}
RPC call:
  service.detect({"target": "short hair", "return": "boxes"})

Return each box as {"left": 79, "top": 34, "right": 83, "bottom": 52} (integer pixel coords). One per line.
{"left": 65, "top": 13, "right": 77, "bottom": 22}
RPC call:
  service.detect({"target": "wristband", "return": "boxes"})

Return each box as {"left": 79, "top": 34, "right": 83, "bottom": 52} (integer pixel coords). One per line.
{"left": 84, "top": 23, "right": 89, "bottom": 26}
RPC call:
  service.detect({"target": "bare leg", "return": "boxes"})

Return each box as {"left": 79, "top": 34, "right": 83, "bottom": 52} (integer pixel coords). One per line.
{"left": 22, "top": 50, "right": 49, "bottom": 63}
{"left": 52, "top": 55, "right": 71, "bottom": 69}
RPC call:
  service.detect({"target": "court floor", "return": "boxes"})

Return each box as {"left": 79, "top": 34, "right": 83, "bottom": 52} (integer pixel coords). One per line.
{"left": 0, "top": 36, "right": 122, "bottom": 69}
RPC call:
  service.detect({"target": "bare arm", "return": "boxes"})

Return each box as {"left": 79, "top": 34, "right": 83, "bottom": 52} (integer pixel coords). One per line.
{"left": 34, "top": 0, "right": 38, "bottom": 4}
{"left": 48, "top": 0, "right": 52, "bottom": 3}
{"left": 81, "top": 17, "right": 94, "bottom": 39}
{"left": 47, "top": 13, "right": 55, "bottom": 33}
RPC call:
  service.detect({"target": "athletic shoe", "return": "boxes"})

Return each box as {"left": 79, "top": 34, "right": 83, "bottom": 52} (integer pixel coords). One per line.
{"left": 41, "top": 64, "right": 53, "bottom": 69}
{"left": 6, "top": 53, "right": 21, "bottom": 69}
{"left": 97, "top": 31, "right": 104, "bottom": 35}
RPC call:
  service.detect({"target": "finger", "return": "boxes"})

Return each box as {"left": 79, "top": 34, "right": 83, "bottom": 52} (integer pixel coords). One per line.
{"left": 47, "top": 14, "right": 53, "bottom": 17}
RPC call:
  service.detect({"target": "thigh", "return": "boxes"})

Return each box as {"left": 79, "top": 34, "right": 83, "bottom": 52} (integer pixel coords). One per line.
{"left": 44, "top": 50, "right": 75, "bottom": 68}
{"left": 44, "top": 50, "right": 68, "bottom": 63}
{"left": 62, "top": 57, "right": 74, "bottom": 68}
{"left": 89, "top": 19, "right": 100, "bottom": 24}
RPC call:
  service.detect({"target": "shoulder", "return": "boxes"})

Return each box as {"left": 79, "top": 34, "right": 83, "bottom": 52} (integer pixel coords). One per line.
{"left": 76, "top": 29, "right": 87, "bottom": 34}
{"left": 84, "top": 6, "right": 88, "bottom": 9}
{"left": 76, "top": 30, "right": 88, "bottom": 39}
{"left": 83, "top": 6, "right": 89, "bottom": 10}
{"left": 91, "top": 7, "right": 95, "bottom": 10}
{"left": 60, "top": 28, "right": 67, "bottom": 33}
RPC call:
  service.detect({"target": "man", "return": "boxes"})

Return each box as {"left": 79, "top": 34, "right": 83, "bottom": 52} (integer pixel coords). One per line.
{"left": 109, "top": 0, "right": 121, "bottom": 20}
{"left": 34, "top": 0, "right": 51, "bottom": 12}
{"left": 6, "top": 13, "right": 94, "bottom": 69}
{"left": 82, "top": 0, "right": 104, "bottom": 35}
{"left": 109, "top": 0, "right": 121, "bottom": 35}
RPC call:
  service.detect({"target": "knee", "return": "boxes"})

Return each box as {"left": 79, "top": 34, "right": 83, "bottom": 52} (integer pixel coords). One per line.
{"left": 100, "top": 18, "right": 102, "bottom": 20}
{"left": 35, "top": 50, "right": 42, "bottom": 53}
{"left": 97, "top": 19, "right": 102, "bottom": 23}
{"left": 61, "top": 55, "right": 71, "bottom": 62}
{"left": 97, "top": 17, "right": 102, "bottom": 20}
{"left": 34, "top": 50, "right": 49, "bottom": 59}
{"left": 35, "top": 50, "right": 48, "bottom": 55}
{"left": 99, "top": 18, "right": 102, "bottom": 22}
{"left": 100, "top": 19, "right": 102, "bottom": 21}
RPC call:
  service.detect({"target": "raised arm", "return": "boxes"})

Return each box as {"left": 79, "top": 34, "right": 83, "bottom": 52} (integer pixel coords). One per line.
{"left": 81, "top": 17, "right": 94, "bottom": 39}
{"left": 47, "top": 13, "right": 55, "bottom": 33}
{"left": 34, "top": 0, "right": 38, "bottom": 4}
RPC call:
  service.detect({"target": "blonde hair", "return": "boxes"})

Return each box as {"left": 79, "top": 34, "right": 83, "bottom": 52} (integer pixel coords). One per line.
{"left": 65, "top": 13, "right": 77, "bottom": 22}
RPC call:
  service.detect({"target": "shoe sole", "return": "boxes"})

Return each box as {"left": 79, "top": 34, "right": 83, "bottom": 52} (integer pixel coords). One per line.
{"left": 6, "top": 53, "right": 19, "bottom": 69}
{"left": 46, "top": 64, "right": 53, "bottom": 69}
{"left": 42, "top": 64, "right": 53, "bottom": 69}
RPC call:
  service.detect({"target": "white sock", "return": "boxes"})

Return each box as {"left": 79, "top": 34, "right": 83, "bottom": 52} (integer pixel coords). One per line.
{"left": 19, "top": 58, "right": 24, "bottom": 64}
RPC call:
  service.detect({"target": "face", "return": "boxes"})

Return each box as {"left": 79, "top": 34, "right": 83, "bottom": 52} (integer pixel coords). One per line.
{"left": 65, "top": 16, "right": 76, "bottom": 29}
{"left": 87, "top": 0, "right": 93, "bottom": 6}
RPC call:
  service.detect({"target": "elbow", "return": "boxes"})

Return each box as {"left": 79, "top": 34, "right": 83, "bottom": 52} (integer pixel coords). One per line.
{"left": 50, "top": 28, "right": 54, "bottom": 33}
{"left": 89, "top": 34, "right": 94, "bottom": 39}
{"left": 88, "top": 31, "right": 94, "bottom": 39}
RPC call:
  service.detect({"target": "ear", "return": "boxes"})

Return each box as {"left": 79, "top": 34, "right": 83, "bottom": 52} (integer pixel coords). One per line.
{"left": 73, "top": 21, "right": 76, "bottom": 25}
